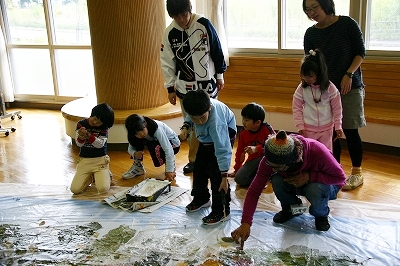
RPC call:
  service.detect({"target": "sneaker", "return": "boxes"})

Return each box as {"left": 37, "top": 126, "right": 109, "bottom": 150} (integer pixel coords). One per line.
{"left": 315, "top": 216, "right": 330, "bottom": 231}
{"left": 185, "top": 200, "right": 211, "bottom": 212}
{"left": 273, "top": 210, "right": 301, "bottom": 224}
{"left": 202, "top": 211, "right": 231, "bottom": 225}
{"left": 342, "top": 174, "right": 363, "bottom": 190}
{"left": 122, "top": 164, "right": 146, "bottom": 179}
{"left": 183, "top": 162, "right": 195, "bottom": 173}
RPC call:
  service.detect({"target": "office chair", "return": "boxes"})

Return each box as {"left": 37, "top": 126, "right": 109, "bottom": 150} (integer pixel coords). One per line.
{"left": 0, "top": 121, "right": 16, "bottom": 136}
{"left": 0, "top": 84, "right": 21, "bottom": 136}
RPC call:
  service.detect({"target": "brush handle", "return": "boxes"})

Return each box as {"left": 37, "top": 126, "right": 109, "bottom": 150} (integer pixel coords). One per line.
{"left": 221, "top": 190, "right": 226, "bottom": 219}
{"left": 221, "top": 190, "right": 226, "bottom": 206}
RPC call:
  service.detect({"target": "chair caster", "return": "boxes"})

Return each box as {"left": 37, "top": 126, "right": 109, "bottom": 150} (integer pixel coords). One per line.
{"left": 11, "top": 114, "right": 22, "bottom": 120}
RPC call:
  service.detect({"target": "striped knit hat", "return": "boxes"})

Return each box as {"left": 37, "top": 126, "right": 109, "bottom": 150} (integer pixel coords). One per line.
{"left": 264, "top": 130, "right": 298, "bottom": 164}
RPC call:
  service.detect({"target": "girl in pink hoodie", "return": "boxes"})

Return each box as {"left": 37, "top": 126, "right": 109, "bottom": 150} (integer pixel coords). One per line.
{"left": 292, "top": 49, "right": 343, "bottom": 151}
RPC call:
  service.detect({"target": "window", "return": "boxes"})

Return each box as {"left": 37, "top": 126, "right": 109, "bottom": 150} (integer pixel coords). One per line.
{"left": 283, "top": 0, "right": 349, "bottom": 49}
{"left": 1, "top": 0, "right": 399, "bottom": 105}
{"left": 226, "top": 0, "right": 278, "bottom": 49}
{"left": 366, "top": 0, "right": 400, "bottom": 50}
{"left": 225, "top": 0, "right": 399, "bottom": 53}
{"left": 10, "top": 48, "right": 54, "bottom": 95}
{"left": 1, "top": 0, "right": 94, "bottom": 100}
{"left": 51, "top": 0, "right": 91, "bottom": 45}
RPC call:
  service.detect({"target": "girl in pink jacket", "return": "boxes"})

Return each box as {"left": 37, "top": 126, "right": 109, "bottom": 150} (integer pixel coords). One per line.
{"left": 292, "top": 49, "right": 343, "bottom": 151}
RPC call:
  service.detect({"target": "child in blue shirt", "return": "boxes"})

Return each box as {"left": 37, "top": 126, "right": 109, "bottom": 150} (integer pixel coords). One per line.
{"left": 122, "top": 114, "right": 180, "bottom": 181}
{"left": 180, "top": 90, "right": 236, "bottom": 225}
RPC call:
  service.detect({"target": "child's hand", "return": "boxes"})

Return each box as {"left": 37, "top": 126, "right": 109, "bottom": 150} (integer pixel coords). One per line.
{"left": 284, "top": 171, "right": 310, "bottom": 187}
{"left": 78, "top": 127, "right": 88, "bottom": 139}
{"left": 244, "top": 146, "right": 257, "bottom": 155}
{"left": 219, "top": 177, "right": 229, "bottom": 193}
{"left": 168, "top": 92, "right": 177, "bottom": 105}
{"left": 179, "top": 128, "right": 188, "bottom": 141}
{"left": 165, "top": 172, "right": 176, "bottom": 181}
{"left": 333, "top": 129, "right": 344, "bottom": 142}
{"left": 239, "top": 152, "right": 245, "bottom": 163}
{"left": 216, "top": 78, "right": 224, "bottom": 91}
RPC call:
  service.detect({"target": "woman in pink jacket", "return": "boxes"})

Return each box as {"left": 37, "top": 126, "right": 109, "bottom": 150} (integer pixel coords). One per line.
{"left": 292, "top": 49, "right": 343, "bottom": 151}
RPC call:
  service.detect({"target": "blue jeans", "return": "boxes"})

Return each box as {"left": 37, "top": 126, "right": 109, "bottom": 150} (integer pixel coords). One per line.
{"left": 270, "top": 173, "right": 340, "bottom": 218}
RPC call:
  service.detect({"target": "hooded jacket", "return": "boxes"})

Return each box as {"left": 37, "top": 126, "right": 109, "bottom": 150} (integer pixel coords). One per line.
{"left": 161, "top": 13, "right": 227, "bottom": 99}
{"left": 241, "top": 134, "right": 346, "bottom": 225}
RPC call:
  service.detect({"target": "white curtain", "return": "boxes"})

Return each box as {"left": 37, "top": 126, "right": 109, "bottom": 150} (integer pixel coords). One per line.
{"left": 196, "top": 0, "right": 230, "bottom": 66}
{"left": 0, "top": 19, "right": 14, "bottom": 102}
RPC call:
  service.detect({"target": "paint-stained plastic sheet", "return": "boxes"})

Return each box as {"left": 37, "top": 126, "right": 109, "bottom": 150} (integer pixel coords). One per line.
{"left": 0, "top": 183, "right": 399, "bottom": 265}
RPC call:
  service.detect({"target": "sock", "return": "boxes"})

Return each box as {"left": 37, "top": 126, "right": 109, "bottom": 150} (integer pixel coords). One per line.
{"left": 133, "top": 158, "right": 143, "bottom": 168}
{"left": 351, "top": 167, "right": 362, "bottom": 175}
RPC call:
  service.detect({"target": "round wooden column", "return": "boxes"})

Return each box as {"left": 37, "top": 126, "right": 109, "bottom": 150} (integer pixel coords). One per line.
{"left": 87, "top": 0, "right": 167, "bottom": 110}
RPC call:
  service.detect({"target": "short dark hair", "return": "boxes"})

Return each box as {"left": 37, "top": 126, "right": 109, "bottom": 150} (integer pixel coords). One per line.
{"left": 166, "top": 0, "right": 192, "bottom": 17}
{"left": 241, "top": 103, "right": 265, "bottom": 123}
{"left": 125, "top": 114, "right": 147, "bottom": 134}
{"left": 182, "top": 90, "right": 211, "bottom": 116}
{"left": 302, "top": 0, "right": 335, "bottom": 17}
{"left": 91, "top": 102, "right": 114, "bottom": 128}
{"left": 300, "top": 48, "right": 329, "bottom": 92}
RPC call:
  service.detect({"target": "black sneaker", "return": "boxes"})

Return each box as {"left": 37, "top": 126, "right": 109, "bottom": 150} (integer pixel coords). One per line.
{"left": 183, "top": 162, "right": 195, "bottom": 173}
{"left": 315, "top": 216, "right": 330, "bottom": 231}
{"left": 202, "top": 211, "right": 230, "bottom": 225}
{"left": 185, "top": 200, "right": 211, "bottom": 212}
{"left": 273, "top": 210, "right": 301, "bottom": 224}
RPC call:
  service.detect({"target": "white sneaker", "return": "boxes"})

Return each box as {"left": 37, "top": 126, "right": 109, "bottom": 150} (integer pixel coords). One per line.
{"left": 342, "top": 174, "right": 363, "bottom": 190}
{"left": 122, "top": 164, "right": 146, "bottom": 179}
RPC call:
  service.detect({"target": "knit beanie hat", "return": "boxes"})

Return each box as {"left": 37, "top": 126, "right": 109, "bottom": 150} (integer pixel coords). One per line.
{"left": 264, "top": 130, "right": 298, "bottom": 165}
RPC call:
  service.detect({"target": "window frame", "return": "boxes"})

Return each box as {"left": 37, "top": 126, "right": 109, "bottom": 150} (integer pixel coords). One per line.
{"left": 223, "top": 0, "right": 400, "bottom": 59}
{"left": 0, "top": 0, "right": 93, "bottom": 103}
{"left": 1, "top": 0, "right": 400, "bottom": 105}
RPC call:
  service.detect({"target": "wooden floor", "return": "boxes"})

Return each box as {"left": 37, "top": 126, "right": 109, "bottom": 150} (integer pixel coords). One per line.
{"left": 1, "top": 108, "right": 400, "bottom": 205}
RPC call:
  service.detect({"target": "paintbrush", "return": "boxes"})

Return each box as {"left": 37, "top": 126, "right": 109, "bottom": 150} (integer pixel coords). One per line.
{"left": 220, "top": 190, "right": 235, "bottom": 243}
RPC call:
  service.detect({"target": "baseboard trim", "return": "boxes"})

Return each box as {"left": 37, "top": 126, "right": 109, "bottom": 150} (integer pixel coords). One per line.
{"left": 341, "top": 141, "right": 400, "bottom": 157}
{"left": 239, "top": 127, "right": 400, "bottom": 157}
{"left": 9, "top": 101, "right": 64, "bottom": 110}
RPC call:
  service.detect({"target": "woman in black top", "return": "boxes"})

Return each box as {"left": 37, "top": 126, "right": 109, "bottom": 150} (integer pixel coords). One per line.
{"left": 303, "top": 0, "right": 366, "bottom": 190}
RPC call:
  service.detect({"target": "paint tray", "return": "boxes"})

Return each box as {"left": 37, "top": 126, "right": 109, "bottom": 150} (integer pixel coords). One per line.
{"left": 126, "top": 178, "right": 171, "bottom": 202}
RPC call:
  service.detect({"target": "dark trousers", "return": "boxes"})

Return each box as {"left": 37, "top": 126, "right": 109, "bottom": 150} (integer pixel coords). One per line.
{"left": 191, "top": 143, "right": 231, "bottom": 214}
{"left": 332, "top": 129, "right": 363, "bottom": 167}
{"left": 145, "top": 140, "right": 180, "bottom": 167}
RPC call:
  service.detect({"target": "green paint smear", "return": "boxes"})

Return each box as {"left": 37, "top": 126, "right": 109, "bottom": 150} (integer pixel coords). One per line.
{"left": 0, "top": 224, "right": 21, "bottom": 243}
{"left": 132, "top": 251, "right": 171, "bottom": 266}
{"left": 217, "top": 248, "right": 363, "bottom": 266}
{"left": 0, "top": 223, "right": 366, "bottom": 265}
{"left": 90, "top": 224, "right": 136, "bottom": 257}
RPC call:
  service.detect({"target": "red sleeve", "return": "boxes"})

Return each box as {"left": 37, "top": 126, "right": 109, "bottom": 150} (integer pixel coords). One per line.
{"left": 86, "top": 134, "right": 96, "bottom": 144}
{"left": 233, "top": 131, "right": 246, "bottom": 172}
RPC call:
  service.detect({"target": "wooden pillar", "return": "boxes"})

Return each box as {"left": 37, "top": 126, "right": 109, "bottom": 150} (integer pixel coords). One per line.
{"left": 87, "top": 0, "right": 167, "bottom": 110}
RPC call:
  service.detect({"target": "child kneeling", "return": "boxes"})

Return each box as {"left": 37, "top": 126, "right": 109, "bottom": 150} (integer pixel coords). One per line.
{"left": 122, "top": 114, "right": 180, "bottom": 181}
{"left": 70, "top": 103, "right": 114, "bottom": 194}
